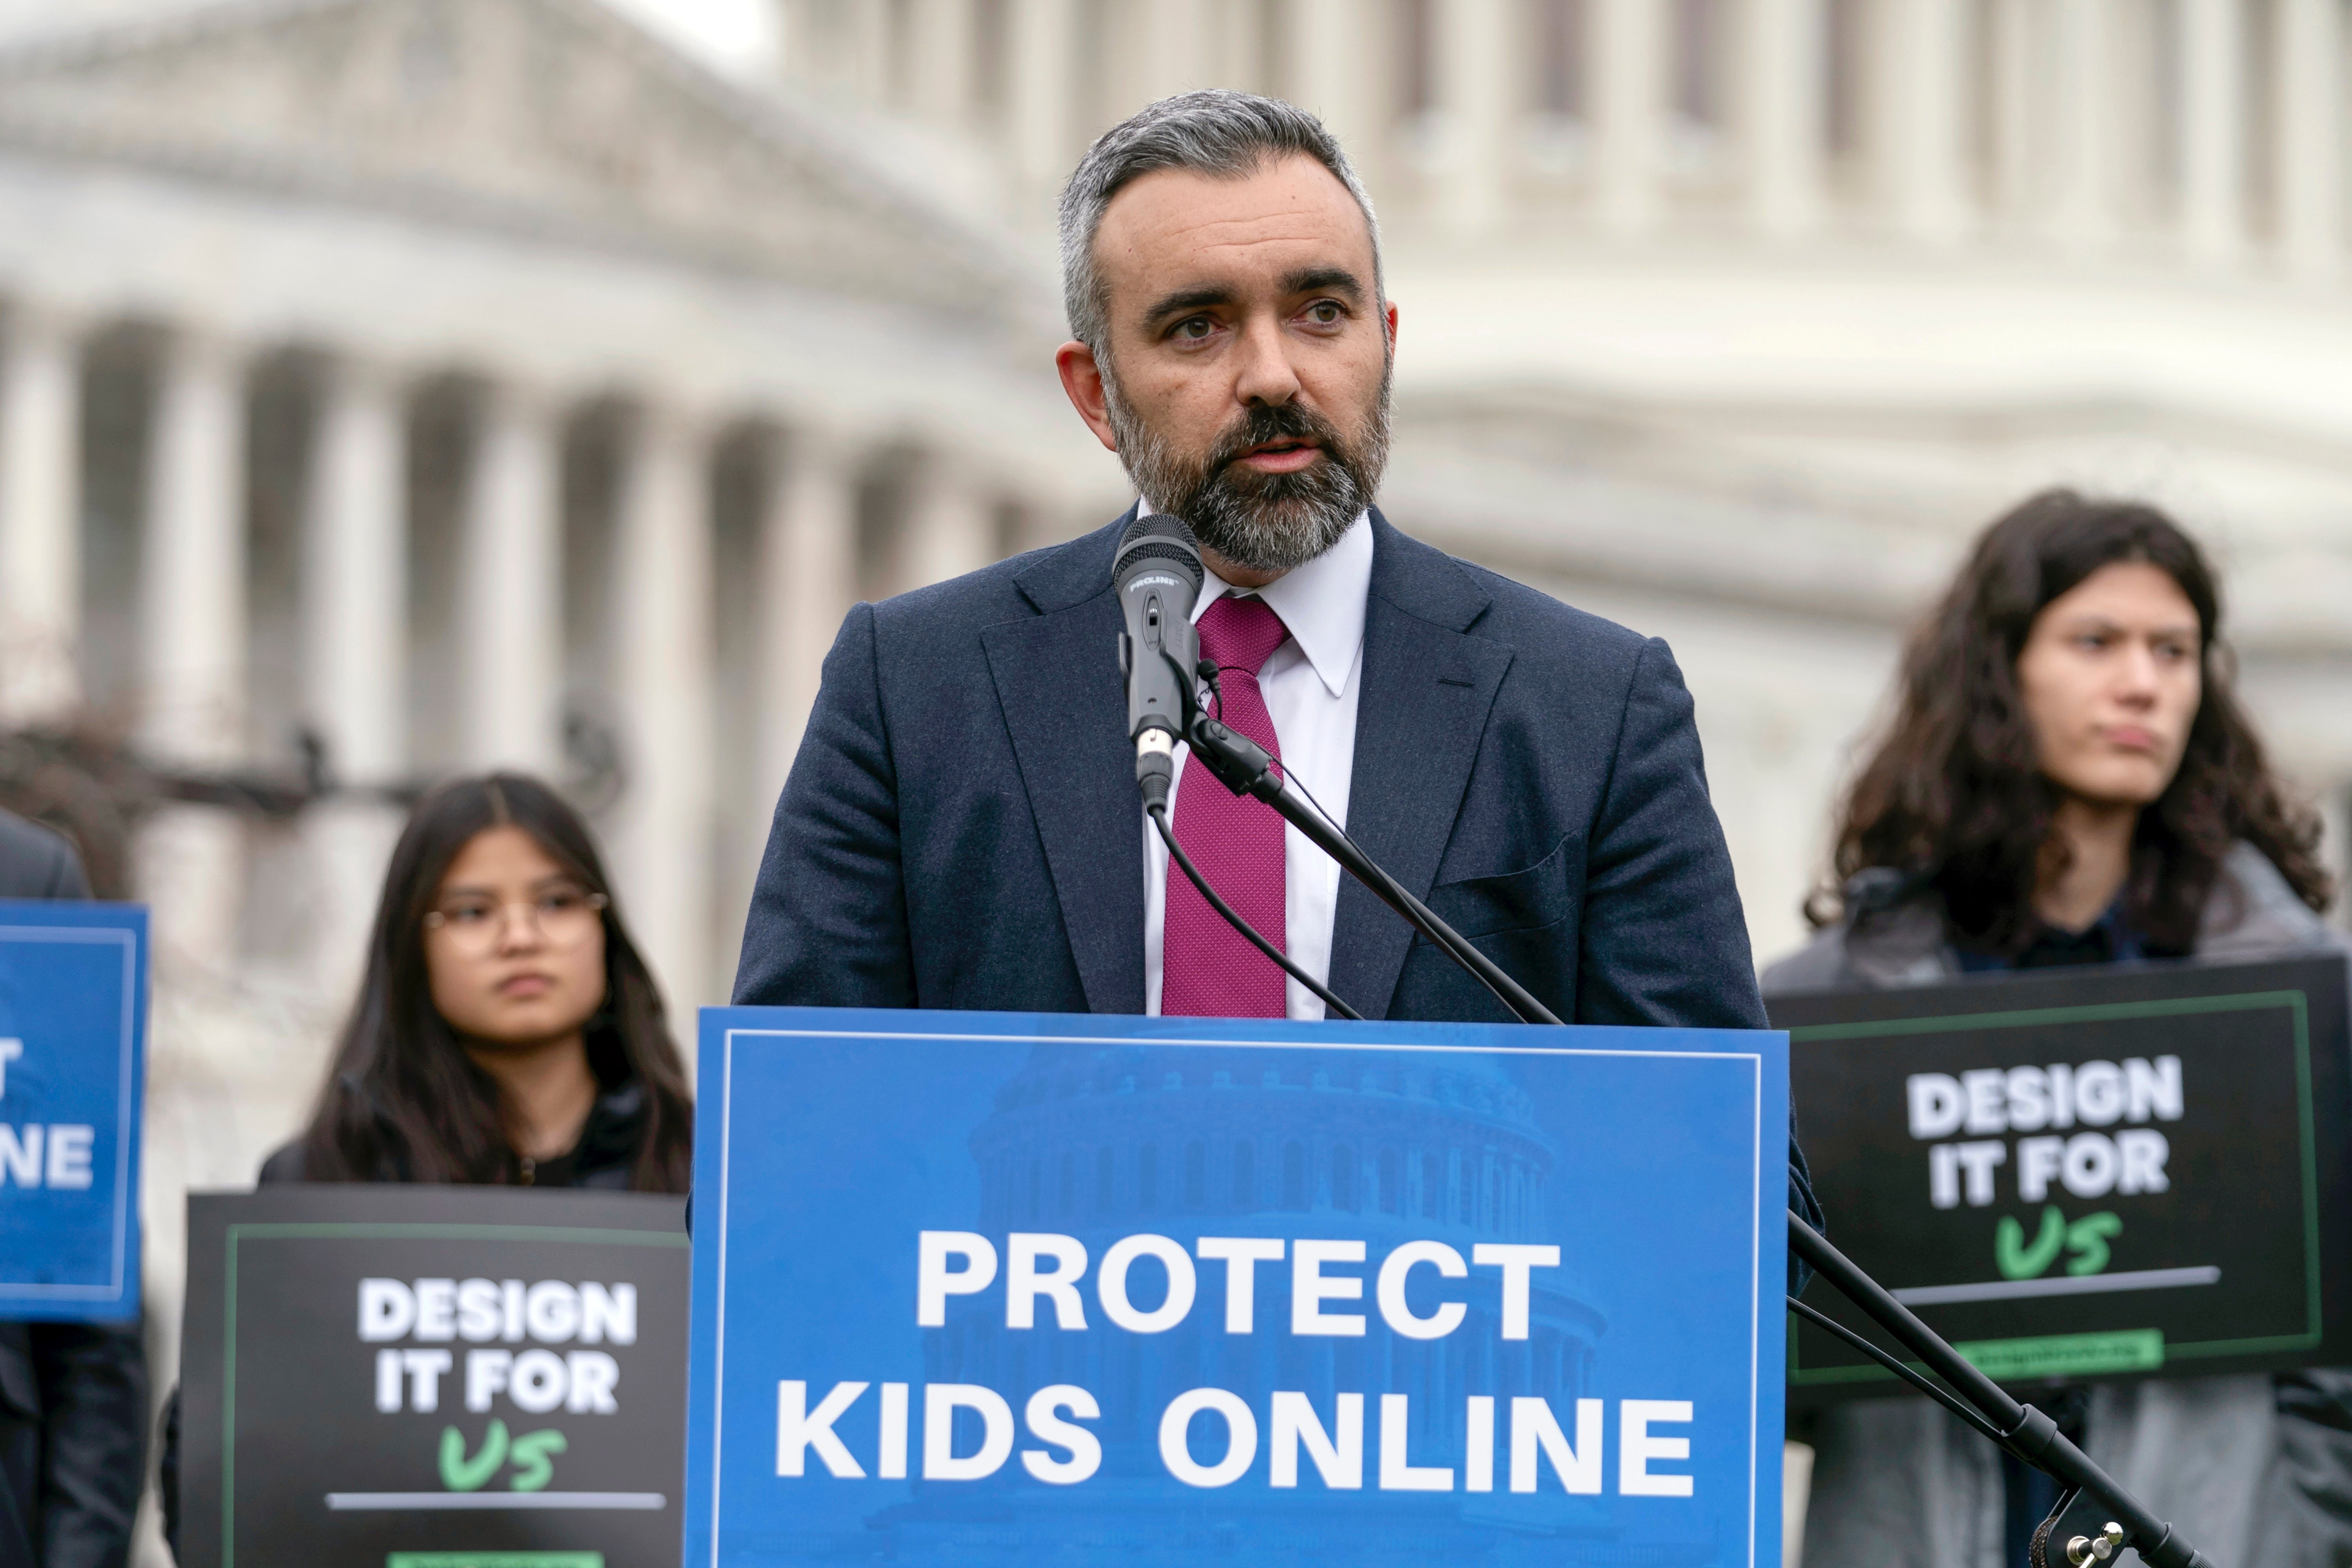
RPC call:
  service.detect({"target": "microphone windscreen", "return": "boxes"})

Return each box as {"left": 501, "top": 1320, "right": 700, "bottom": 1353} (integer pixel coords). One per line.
{"left": 1114, "top": 512, "right": 1204, "bottom": 595}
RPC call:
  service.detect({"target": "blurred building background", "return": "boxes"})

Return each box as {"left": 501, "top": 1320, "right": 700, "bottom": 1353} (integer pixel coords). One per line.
{"left": 4, "top": 0, "right": 2352, "bottom": 1557}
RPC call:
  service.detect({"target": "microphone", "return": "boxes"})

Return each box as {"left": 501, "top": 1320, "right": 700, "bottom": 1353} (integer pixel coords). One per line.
{"left": 1112, "top": 512, "right": 1203, "bottom": 810}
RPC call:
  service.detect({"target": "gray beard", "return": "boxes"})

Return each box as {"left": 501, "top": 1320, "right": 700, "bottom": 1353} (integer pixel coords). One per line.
{"left": 1102, "top": 356, "right": 1392, "bottom": 575}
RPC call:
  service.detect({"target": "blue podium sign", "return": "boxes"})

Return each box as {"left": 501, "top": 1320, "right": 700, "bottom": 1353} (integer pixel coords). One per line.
{"left": 688, "top": 1009, "right": 1786, "bottom": 1568}
{"left": 0, "top": 900, "right": 147, "bottom": 1321}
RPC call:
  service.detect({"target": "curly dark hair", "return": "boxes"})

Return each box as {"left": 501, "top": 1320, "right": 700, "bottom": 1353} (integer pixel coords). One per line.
{"left": 294, "top": 773, "right": 693, "bottom": 1191}
{"left": 1812, "top": 488, "right": 2330, "bottom": 954}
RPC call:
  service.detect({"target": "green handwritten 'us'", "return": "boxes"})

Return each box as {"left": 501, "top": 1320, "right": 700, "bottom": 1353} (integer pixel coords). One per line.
{"left": 1996, "top": 1206, "right": 2123, "bottom": 1279}
{"left": 440, "top": 1420, "right": 570, "bottom": 1492}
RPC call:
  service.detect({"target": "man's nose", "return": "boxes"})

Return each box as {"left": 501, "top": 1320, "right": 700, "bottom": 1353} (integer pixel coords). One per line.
{"left": 1232, "top": 312, "right": 1302, "bottom": 407}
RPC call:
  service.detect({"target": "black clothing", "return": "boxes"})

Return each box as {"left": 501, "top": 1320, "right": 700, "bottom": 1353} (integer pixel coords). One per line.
{"left": 1954, "top": 900, "right": 2154, "bottom": 973}
{"left": 0, "top": 808, "right": 146, "bottom": 1568}
{"left": 253, "top": 1080, "right": 652, "bottom": 1190}
{"left": 737, "top": 506, "right": 1820, "bottom": 1283}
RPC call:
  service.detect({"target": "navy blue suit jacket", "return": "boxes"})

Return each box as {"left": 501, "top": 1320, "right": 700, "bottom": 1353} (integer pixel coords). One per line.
{"left": 735, "top": 510, "right": 1820, "bottom": 1250}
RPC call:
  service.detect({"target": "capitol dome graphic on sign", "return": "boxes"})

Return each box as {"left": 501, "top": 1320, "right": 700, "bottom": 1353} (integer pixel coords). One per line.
{"left": 864, "top": 1040, "right": 1719, "bottom": 1565}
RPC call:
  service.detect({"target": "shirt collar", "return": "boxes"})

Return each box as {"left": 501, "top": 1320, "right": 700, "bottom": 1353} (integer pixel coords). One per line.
{"left": 1139, "top": 506, "right": 1373, "bottom": 697}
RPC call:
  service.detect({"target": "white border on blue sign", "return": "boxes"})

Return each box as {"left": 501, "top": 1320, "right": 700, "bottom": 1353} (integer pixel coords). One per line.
{"left": 0, "top": 926, "right": 139, "bottom": 1303}
{"left": 704, "top": 1025, "right": 1771, "bottom": 1568}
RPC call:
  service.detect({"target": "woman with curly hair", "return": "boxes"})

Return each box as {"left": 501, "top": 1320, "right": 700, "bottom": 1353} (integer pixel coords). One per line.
{"left": 1768, "top": 490, "right": 2346, "bottom": 1568}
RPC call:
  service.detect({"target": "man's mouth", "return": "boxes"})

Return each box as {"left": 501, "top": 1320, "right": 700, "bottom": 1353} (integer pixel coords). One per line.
{"left": 1234, "top": 438, "right": 1322, "bottom": 472}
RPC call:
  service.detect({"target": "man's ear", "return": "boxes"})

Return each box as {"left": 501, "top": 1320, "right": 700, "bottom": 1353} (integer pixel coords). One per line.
{"left": 1384, "top": 301, "right": 1399, "bottom": 352}
{"left": 1056, "top": 341, "right": 1120, "bottom": 454}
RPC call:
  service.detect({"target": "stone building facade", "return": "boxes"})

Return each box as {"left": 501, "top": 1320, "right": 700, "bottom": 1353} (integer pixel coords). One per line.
{"left": 779, "top": 0, "right": 2352, "bottom": 963}
{"left": 7, "top": 2, "right": 2352, "bottom": 1556}
{"left": 0, "top": 10, "right": 1120, "bottom": 1552}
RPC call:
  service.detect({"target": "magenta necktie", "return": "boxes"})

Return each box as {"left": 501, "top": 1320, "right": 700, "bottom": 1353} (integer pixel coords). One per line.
{"left": 1162, "top": 594, "right": 1293, "bottom": 1018}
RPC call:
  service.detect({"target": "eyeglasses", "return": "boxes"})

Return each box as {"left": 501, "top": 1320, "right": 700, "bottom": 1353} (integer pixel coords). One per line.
{"left": 423, "top": 888, "right": 608, "bottom": 953}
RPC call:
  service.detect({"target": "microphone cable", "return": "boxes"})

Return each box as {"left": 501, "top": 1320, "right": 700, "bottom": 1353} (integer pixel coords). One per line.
{"left": 1784, "top": 1295, "right": 2016, "bottom": 1455}
{"left": 1148, "top": 802, "right": 1365, "bottom": 1022}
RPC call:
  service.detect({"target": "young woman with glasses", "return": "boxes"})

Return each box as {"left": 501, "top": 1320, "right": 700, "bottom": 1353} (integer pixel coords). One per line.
{"left": 265, "top": 771, "right": 693, "bottom": 1189}
{"left": 162, "top": 775, "right": 692, "bottom": 1558}
{"left": 1766, "top": 492, "right": 2346, "bottom": 1568}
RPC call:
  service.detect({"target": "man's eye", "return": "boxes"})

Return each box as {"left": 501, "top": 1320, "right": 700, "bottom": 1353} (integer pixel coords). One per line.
{"left": 1305, "top": 301, "right": 1343, "bottom": 325}
{"left": 1174, "top": 317, "right": 1214, "bottom": 340}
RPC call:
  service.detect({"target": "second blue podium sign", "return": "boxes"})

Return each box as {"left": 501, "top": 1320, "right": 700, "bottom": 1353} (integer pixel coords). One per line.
{"left": 688, "top": 1009, "right": 1786, "bottom": 1568}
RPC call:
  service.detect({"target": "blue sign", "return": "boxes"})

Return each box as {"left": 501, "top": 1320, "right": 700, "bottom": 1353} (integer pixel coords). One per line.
{"left": 0, "top": 899, "right": 147, "bottom": 1322}
{"left": 687, "top": 1009, "right": 1786, "bottom": 1568}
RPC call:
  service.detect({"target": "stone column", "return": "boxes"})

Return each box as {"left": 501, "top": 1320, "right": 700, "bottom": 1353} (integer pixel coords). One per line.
{"left": 459, "top": 379, "right": 564, "bottom": 775}
{"left": 0, "top": 302, "right": 82, "bottom": 725}
{"left": 1744, "top": 0, "right": 1825, "bottom": 239}
{"left": 138, "top": 327, "right": 247, "bottom": 975}
{"left": 847, "top": 0, "right": 893, "bottom": 100}
{"left": 1142, "top": 0, "right": 1213, "bottom": 102}
{"left": 303, "top": 353, "right": 408, "bottom": 999}
{"left": 757, "top": 425, "right": 860, "bottom": 806}
{"left": 1884, "top": 0, "right": 1969, "bottom": 241}
{"left": 900, "top": 451, "right": 994, "bottom": 592}
{"left": 2180, "top": 0, "right": 2245, "bottom": 266}
{"left": 1009, "top": 0, "right": 1077, "bottom": 214}
{"left": 305, "top": 356, "right": 407, "bottom": 791}
{"left": 2048, "top": 0, "right": 2116, "bottom": 252}
{"left": 1985, "top": 0, "right": 2038, "bottom": 221}
{"left": 1595, "top": 0, "right": 1664, "bottom": 236}
{"left": 1290, "top": 0, "right": 1374, "bottom": 177}
{"left": 1438, "top": 0, "right": 1512, "bottom": 236}
{"left": 2277, "top": 0, "right": 2341, "bottom": 278}
{"left": 609, "top": 400, "right": 716, "bottom": 1016}
{"left": 774, "top": 0, "right": 821, "bottom": 84}
{"left": 908, "top": 0, "right": 976, "bottom": 123}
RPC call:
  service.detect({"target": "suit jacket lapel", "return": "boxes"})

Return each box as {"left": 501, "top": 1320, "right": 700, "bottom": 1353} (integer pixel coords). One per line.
{"left": 982, "top": 512, "right": 1145, "bottom": 1014}
{"left": 1327, "top": 511, "right": 1514, "bottom": 1019}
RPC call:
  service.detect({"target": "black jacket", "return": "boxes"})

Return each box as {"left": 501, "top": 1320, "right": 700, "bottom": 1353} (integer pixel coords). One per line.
{"left": 740, "top": 508, "right": 1771, "bottom": 1027}
{"left": 0, "top": 809, "right": 146, "bottom": 1568}
{"left": 254, "top": 1081, "right": 654, "bottom": 1190}
{"left": 736, "top": 508, "right": 1820, "bottom": 1264}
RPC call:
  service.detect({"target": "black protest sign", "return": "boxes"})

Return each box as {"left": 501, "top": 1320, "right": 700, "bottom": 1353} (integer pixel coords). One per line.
{"left": 1771, "top": 955, "right": 2352, "bottom": 1404}
{"left": 179, "top": 1185, "right": 688, "bottom": 1568}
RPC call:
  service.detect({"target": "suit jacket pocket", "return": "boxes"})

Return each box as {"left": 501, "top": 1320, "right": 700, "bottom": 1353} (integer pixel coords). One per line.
{"left": 1426, "top": 835, "right": 1573, "bottom": 940}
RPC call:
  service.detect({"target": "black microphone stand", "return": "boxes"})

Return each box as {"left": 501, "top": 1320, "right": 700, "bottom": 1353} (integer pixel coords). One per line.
{"left": 1172, "top": 688, "right": 2216, "bottom": 1568}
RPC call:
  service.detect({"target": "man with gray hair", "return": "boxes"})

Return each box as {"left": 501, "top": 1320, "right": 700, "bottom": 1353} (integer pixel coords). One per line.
{"left": 737, "top": 91, "right": 1816, "bottom": 1230}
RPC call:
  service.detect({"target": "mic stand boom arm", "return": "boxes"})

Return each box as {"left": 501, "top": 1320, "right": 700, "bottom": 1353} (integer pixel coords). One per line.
{"left": 1179, "top": 710, "right": 2216, "bottom": 1568}
{"left": 1789, "top": 1216, "right": 2210, "bottom": 1568}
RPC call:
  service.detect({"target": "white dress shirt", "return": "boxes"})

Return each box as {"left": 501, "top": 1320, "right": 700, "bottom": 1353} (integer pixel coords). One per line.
{"left": 1143, "top": 510, "right": 1372, "bottom": 1020}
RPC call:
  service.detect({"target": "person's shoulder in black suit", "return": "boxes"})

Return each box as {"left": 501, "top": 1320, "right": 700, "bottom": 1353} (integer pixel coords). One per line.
{"left": 1446, "top": 554, "right": 1650, "bottom": 658}
{"left": 0, "top": 808, "right": 91, "bottom": 900}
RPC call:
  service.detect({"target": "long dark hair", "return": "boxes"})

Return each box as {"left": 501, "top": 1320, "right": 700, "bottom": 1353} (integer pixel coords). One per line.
{"left": 296, "top": 773, "right": 693, "bottom": 1190}
{"left": 1815, "top": 489, "right": 2329, "bottom": 953}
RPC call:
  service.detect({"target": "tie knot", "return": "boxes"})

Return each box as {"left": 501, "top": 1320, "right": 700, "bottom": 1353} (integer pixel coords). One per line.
{"left": 1197, "top": 593, "right": 1290, "bottom": 677}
